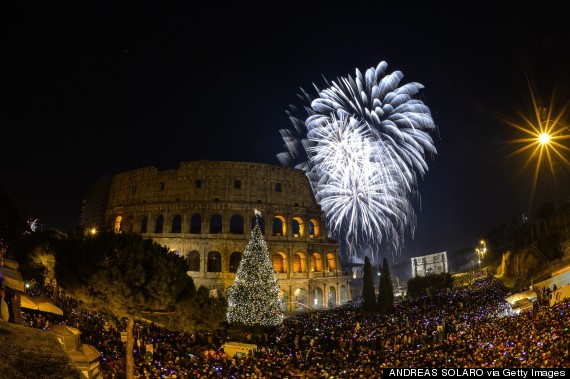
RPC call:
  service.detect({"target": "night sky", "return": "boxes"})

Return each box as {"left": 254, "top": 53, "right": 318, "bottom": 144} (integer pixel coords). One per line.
{"left": 3, "top": 2, "right": 569, "bottom": 262}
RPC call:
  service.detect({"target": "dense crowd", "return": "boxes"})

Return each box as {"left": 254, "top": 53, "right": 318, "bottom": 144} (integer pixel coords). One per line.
{"left": 20, "top": 276, "right": 570, "bottom": 378}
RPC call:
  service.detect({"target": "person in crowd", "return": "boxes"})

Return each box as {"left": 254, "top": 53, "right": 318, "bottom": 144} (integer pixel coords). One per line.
{"left": 20, "top": 276, "right": 570, "bottom": 378}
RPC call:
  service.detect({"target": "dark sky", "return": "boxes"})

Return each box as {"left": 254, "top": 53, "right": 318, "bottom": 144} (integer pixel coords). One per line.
{"left": 3, "top": 2, "right": 569, "bottom": 262}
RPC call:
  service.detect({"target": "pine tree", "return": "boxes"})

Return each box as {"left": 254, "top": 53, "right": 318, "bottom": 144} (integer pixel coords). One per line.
{"left": 227, "top": 213, "right": 283, "bottom": 328}
{"left": 54, "top": 230, "right": 194, "bottom": 379}
{"left": 361, "top": 256, "right": 378, "bottom": 312}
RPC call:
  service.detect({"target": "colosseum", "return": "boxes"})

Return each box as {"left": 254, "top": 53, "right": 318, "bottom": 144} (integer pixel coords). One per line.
{"left": 81, "top": 160, "right": 351, "bottom": 312}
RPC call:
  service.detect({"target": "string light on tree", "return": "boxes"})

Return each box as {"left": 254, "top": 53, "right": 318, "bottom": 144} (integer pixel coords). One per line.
{"left": 227, "top": 210, "right": 283, "bottom": 327}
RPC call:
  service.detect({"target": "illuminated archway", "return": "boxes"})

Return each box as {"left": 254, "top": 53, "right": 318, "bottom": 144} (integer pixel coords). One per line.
{"left": 327, "top": 253, "right": 336, "bottom": 271}
{"left": 309, "top": 218, "right": 320, "bottom": 238}
{"left": 313, "top": 287, "right": 324, "bottom": 309}
{"left": 292, "top": 217, "right": 304, "bottom": 237}
{"left": 340, "top": 285, "right": 348, "bottom": 304}
{"left": 328, "top": 286, "right": 337, "bottom": 307}
{"left": 273, "top": 252, "right": 288, "bottom": 273}
{"left": 311, "top": 253, "right": 323, "bottom": 272}
{"left": 114, "top": 215, "right": 123, "bottom": 233}
{"left": 293, "top": 252, "right": 307, "bottom": 273}
{"left": 294, "top": 288, "right": 308, "bottom": 312}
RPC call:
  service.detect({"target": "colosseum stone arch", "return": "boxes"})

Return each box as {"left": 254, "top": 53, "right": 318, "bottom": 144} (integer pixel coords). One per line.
{"left": 81, "top": 161, "right": 351, "bottom": 312}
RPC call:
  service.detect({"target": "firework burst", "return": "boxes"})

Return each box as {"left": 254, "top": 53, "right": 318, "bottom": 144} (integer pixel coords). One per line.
{"left": 278, "top": 61, "right": 437, "bottom": 261}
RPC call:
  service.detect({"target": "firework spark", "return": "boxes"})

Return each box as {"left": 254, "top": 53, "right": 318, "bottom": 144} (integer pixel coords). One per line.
{"left": 278, "top": 61, "right": 437, "bottom": 260}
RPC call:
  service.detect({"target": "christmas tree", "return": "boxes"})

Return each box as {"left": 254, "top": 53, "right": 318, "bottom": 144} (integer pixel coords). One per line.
{"left": 227, "top": 210, "right": 283, "bottom": 327}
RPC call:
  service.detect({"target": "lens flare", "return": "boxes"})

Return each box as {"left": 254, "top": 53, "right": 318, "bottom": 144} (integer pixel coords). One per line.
{"left": 505, "top": 79, "right": 570, "bottom": 207}
{"left": 538, "top": 133, "right": 551, "bottom": 145}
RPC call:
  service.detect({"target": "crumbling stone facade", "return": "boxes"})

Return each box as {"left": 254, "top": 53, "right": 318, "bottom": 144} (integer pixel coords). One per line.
{"left": 82, "top": 161, "right": 350, "bottom": 312}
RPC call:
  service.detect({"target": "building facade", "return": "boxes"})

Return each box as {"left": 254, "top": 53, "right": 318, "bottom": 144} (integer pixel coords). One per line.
{"left": 82, "top": 161, "right": 350, "bottom": 312}
{"left": 411, "top": 251, "right": 448, "bottom": 277}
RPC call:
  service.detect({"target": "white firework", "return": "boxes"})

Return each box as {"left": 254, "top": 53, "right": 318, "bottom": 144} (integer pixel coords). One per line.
{"left": 306, "top": 113, "right": 413, "bottom": 256}
{"left": 310, "top": 61, "right": 437, "bottom": 188}
{"left": 278, "top": 61, "right": 437, "bottom": 260}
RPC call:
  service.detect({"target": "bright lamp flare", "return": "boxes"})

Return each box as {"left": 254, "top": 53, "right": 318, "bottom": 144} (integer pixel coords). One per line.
{"left": 505, "top": 79, "right": 570, "bottom": 206}
{"left": 278, "top": 61, "right": 438, "bottom": 260}
{"left": 538, "top": 133, "right": 551, "bottom": 145}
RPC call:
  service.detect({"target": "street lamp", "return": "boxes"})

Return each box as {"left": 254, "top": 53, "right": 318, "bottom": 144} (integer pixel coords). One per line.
{"left": 476, "top": 240, "right": 487, "bottom": 273}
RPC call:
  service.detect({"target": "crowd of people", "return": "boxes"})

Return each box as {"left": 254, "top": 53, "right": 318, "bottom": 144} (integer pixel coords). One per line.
{"left": 19, "top": 275, "right": 570, "bottom": 378}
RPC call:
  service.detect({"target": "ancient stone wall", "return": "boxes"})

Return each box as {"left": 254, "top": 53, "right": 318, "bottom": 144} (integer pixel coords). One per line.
{"left": 82, "top": 161, "right": 351, "bottom": 312}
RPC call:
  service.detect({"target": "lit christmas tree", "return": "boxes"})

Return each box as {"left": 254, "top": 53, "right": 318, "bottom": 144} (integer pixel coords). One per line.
{"left": 227, "top": 210, "right": 283, "bottom": 327}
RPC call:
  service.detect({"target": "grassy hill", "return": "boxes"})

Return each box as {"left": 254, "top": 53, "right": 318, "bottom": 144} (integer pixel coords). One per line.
{"left": 0, "top": 322, "right": 84, "bottom": 379}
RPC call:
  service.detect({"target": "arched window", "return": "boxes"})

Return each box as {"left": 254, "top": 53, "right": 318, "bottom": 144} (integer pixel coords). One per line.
{"left": 293, "top": 252, "right": 307, "bottom": 273}
{"left": 251, "top": 216, "right": 265, "bottom": 235}
{"left": 187, "top": 251, "right": 200, "bottom": 272}
{"left": 207, "top": 251, "right": 222, "bottom": 272}
{"left": 114, "top": 215, "right": 123, "bottom": 233}
{"left": 154, "top": 215, "right": 164, "bottom": 233}
{"left": 209, "top": 214, "right": 222, "bottom": 234}
{"left": 272, "top": 216, "right": 286, "bottom": 236}
{"left": 229, "top": 215, "right": 244, "bottom": 234}
{"left": 273, "top": 252, "right": 288, "bottom": 273}
{"left": 190, "top": 214, "right": 201, "bottom": 234}
{"left": 327, "top": 253, "right": 336, "bottom": 271}
{"left": 294, "top": 288, "right": 307, "bottom": 312}
{"left": 309, "top": 218, "right": 320, "bottom": 238}
{"left": 328, "top": 286, "right": 337, "bottom": 308}
{"left": 229, "top": 252, "right": 242, "bottom": 273}
{"left": 292, "top": 217, "right": 304, "bottom": 237}
{"left": 313, "top": 287, "right": 324, "bottom": 309}
{"left": 140, "top": 216, "right": 148, "bottom": 233}
{"left": 171, "top": 215, "right": 182, "bottom": 233}
{"left": 311, "top": 253, "right": 322, "bottom": 272}
{"left": 340, "top": 285, "right": 348, "bottom": 304}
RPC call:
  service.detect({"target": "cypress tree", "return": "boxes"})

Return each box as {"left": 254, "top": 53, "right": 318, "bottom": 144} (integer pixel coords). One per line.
{"left": 362, "top": 256, "right": 378, "bottom": 312}
{"left": 378, "top": 257, "right": 394, "bottom": 313}
{"left": 383, "top": 257, "right": 395, "bottom": 306}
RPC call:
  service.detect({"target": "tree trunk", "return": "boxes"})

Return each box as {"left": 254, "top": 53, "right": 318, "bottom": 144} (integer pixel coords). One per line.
{"left": 126, "top": 315, "right": 135, "bottom": 379}
{"left": 53, "top": 280, "right": 59, "bottom": 301}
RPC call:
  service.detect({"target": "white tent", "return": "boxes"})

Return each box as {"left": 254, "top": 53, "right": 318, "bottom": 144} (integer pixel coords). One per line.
{"left": 0, "top": 266, "right": 25, "bottom": 292}
{"left": 20, "top": 295, "right": 63, "bottom": 316}
{"left": 20, "top": 294, "right": 39, "bottom": 310}
{"left": 505, "top": 290, "right": 538, "bottom": 305}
